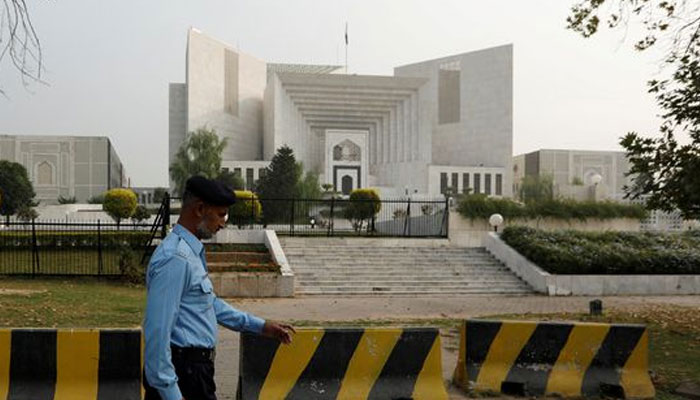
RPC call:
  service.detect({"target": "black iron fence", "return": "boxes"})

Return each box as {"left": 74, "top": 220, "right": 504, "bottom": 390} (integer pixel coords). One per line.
{"left": 0, "top": 219, "right": 152, "bottom": 276}
{"left": 151, "top": 195, "right": 448, "bottom": 238}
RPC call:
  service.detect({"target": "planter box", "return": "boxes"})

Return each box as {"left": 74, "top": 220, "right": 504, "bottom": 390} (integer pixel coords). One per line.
{"left": 449, "top": 213, "right": 642, "bottom": 247}
{"left": 484, "top": 232, "right": 700, "bottom": 296}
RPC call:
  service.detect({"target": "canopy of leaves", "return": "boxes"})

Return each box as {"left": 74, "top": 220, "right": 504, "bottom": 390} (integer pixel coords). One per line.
{"left": 218, "top": 169, "right": 245, "bottom": 191}
{"left": 568, "top": 0, "right": 700, "bottom": 218}
{"left": 0, "top": 160, "right": 36, "bottom": 216}
{"left": 131, "top": 205, "right": 151, "bottom": 223}
{"left": 257, "top": 146, "right": 301, "bottom": 222}
{"left": 344, "top": 188, "right": 381, "bottom": 232}
{"left": 103, "top": 188, "right": 138, "bottom": 226}
{"left": 169, "top": 127, "right": 228, "bottom": 195}
{"left": 229, "top": 190, "right": 262, "bottom": 226}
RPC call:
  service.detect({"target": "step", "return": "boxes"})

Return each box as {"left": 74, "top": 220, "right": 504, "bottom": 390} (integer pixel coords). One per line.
{"left": 296, "top": 287, "right": 533, "bottom": 295}
{"left": 296, "top": 280, "right": 526, "bottom": 287}
{"left": 206, "top": 251, "right": 271, "bottom": 264}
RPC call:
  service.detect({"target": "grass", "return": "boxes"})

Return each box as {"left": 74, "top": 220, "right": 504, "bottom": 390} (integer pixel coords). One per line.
{"left": 0, "top": 278, "right": 696, "bottom": 398}
{"left": 0, "top": 277, "right": 145, "bottom": 327}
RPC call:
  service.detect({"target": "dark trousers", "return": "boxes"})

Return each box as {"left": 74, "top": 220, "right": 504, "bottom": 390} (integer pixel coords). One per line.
{"left": 144, "top": 347, "right": 217, "bottom": 400}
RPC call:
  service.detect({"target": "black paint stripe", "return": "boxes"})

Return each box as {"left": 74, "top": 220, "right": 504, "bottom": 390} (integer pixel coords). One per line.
{"left": 8, "top": 329, "right": 57, "bottom": 400}
{"left": 286, "top": 328, "right": 364, "bottom": 400}
{"left": 97, "top": 330, "right": 142, "bottom": 400}
{"left": 581, "top": 325, "right": 645, "bottom": 397}
{"left": 238, "top": 332, "right": 281, "bottom": 400}
{"left": 504, "top": 322, "right": 573, "bottom": 396}
{"left": 367, "top": 328, "right": 437, "bottom": 400}
{"left": 465, "top": 320, "right": 502, "bottom": 383}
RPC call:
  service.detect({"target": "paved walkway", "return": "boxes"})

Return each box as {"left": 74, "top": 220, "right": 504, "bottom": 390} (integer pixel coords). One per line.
{"left": 214, "top": 294, "right": 700, "bottom": 399}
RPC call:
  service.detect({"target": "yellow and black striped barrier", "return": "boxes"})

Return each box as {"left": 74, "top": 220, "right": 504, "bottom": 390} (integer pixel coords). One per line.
{"left": 238, "top": 327, "right": 448, "bottom": 400}
{"left": 453, "top": 319, "right": 654, "bottom": 398}
{"left": 0, "top": 328, "right": 142, "bottom": 400}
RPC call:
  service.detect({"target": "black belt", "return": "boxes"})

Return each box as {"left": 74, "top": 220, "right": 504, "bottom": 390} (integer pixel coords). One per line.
{"left": 171, "top": 345, "right": 216, "bottom": 363}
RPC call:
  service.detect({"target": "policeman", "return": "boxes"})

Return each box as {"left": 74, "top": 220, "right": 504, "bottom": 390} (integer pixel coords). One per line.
{"left": 143, "top": 176, "right": 295, "bottom": 400}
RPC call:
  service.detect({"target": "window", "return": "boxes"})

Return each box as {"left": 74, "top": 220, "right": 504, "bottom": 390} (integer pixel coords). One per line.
{"left": 496, "top": 174, "right": 503, "bottom": 196}
{"left": 438, "top": 61, "right": 461, "bottom": 124}
{"left": 37, "top": 161, "right": 53, "bottom": 185}
{"left": 258, "top": 168, "right": 266, "bottom": 179}
{"left": 451, "top": 173, "right": 459, "bottom": 193}
{"left": 462, "top": 173, "right": 470, "bottom": 194}
{"left": 473, "top": 174, "right": 481, "bottom": 194}
{"left": 234, "top": 168, "right": 242, "bottom": 177}
{"left": 246, "top": 168, "right": 254, "bottom": 190}
{"left": 440, "top": 173, "right": 448, "bottom": 194}
{"left": 485, "top": 174, "right": 492, "bottom": 195}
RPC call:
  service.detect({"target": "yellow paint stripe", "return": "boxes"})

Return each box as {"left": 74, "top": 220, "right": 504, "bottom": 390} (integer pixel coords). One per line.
{"left": 336, "top": 328, "right": 401, "bottom": 400}
{"left": 475, "top": 321, "right": 537, "bottom": 392}
{"left": 0, "top": 330, "right": 11, "bottom": 400}
{"left": 54, "top": 330, "right": 100, "bottom": 400}
{"left": 452, "top": 322, "right": 467, "bottom": 388}
{"left": 412, "top": 334, "right": 448, "bottom": 400}
{"left": 546, "top": 323, "right": 609, "bottom": 396}
{"left": 258, "top": 329, "right": 325, "bottom": 399}
{"left": 621, "top": 330, "right": 655, "bottom": 399}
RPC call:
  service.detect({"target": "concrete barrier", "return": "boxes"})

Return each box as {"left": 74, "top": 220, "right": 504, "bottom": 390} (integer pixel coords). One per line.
{"left": 0, "top": 328, "right": 142, "bottom": 400}
{"left": 238, "top": 327, "right": 447, "bottom": 400}
{"left": 453, "top": 320, "right": 654, "bottom": 398}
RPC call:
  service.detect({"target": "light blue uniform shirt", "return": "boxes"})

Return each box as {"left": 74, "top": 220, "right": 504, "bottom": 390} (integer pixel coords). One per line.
{"left": 143, "top": 224, "right": 265, "bottom": 400}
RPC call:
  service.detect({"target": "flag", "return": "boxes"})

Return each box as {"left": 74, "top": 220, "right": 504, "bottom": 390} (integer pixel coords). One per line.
{"left": 345, "top": 22, "right": 348, "bottom": 45}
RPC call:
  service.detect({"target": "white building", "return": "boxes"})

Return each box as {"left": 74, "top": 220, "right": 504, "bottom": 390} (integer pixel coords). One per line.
{"left": 170, "top": 28, "right": 513, "bottom": 198}
{"left": 0, "top": 134, "right": 126, "bottom": 204}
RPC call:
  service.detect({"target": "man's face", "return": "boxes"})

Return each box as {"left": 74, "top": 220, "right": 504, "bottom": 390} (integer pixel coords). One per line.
{"left": 195, "top": 203, "right": 229, "bottom": 239}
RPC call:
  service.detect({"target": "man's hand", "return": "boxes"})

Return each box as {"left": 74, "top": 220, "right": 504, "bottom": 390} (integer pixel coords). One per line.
{"left": 262, "top": 321, "right": 296, "bottom": 344}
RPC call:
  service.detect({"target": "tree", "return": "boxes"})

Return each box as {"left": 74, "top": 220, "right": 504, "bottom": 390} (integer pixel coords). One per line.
{"left": 229, "top": 190, "right": 262, "bottom": 227}
{"left": 87, "top": 194, "right": 104, "bottom": 204}
{"left": 568, "top": 0, "right": 700, "bottom": 218}
{"left": 295, "top": 166, "right": 322, "bottom": 200}
{"left": 218, "top": 169, "right": 245, "bottom": 191}
{"left": 344, "top": 188, "right": 381, "bottom": 232}
{"left": 131, "top": 205, "right": 151, "bottom": 223}
{"left": 256, "top": 146, "right": 301, "bottom": 222}
{"left": 0, "top": 160, "right": 36, "bottom": 219}
{"left": 15, "top": 204, "right": 38, "bottom": 221}
{"left": 169, "top": 127, "right": 228, "bottom": 195}
{"left": 518, "top": 175, "right": 554, "bottom": 204}
{"left": 103, "top": 188, "right": 138, "bottom": 227}
{"left": 152, "top": 188, "right": 168, "bottom": 204}
{"left": 0, "top": 0, "right": 45, "bottom": 96}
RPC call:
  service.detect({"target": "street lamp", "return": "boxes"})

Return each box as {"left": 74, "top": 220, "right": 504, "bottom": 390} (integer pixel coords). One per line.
{"left": 489, "top": 213, "right": 504, "bottom": 232}
{"left": 309, "top": 217, "right": 316, "bottom": 229}
{"left": 591, "top": 173, "right": 603, "bottom": 186}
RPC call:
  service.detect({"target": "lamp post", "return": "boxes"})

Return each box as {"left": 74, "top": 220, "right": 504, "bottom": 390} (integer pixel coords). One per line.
{"left": 309, "top": 217, "right": 316, "bottom": 229}
{"left": 489, "top": 213, "right": 504, "bottom": 233}
{"left": 590, "top": 173, "right": 603, "bottom": 202}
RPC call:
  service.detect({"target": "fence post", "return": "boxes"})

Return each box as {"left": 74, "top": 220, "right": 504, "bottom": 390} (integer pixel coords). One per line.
{"left": 328, "top": 197, "right": 334, "bottom": 237}
{"left": 162, "top": 192, "right": 170, "bottom": 239}
{"left": 290, "top": 199, "right": 295, "bottom": 236}
{"left": 444, "top": 197, "right": 450, "bottom": 238}
{"left": 97, "top": 220, "right": 103, "bottom": 276}
{"left": 403, "top": 198, "right": 412, "bottom": 237}
{"left": 31, "top": 218, "right": 38, "bottom": 277}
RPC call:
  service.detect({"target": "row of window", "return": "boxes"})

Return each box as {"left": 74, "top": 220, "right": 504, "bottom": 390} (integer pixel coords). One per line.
{"left": 440, "top": 172, "right": 502, "bottom": 196}
{"left": 223, "top": 167, "right": 267, "bottom": 190}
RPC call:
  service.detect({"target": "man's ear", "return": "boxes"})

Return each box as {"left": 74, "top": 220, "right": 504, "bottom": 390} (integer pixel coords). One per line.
{"left": 193, "top": 200, "right": 206, "bottom": 218}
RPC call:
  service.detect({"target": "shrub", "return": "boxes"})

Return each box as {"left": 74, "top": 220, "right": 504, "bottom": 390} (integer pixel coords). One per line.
{"left": 229, "top": 190, "right": 262, "bottom": 227}
{"left": 103, "top": 189, "right": 138, "bottom": 227}
{"left": 500, "top": 226, "right": 700, "bottom": 275}
{"left": 118, "top": 246, "right": 144, "bottom": 284}
{"left": 456, "top": 194, "right": 647, "bottom": 221}
{"left": 343, "top": 188, "right": 381, "bottom": 232}
{"left": 57, "top": 195, "right": 77, "bottom": 204}
{"left": 131, "top": 205, "right": 151, "bottom": 223}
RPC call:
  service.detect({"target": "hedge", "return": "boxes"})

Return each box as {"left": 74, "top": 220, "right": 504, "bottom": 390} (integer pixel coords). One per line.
{"left": 457, "top": 194, "right": 647, "bottom": 221}
{"left": 0, "top": 231, "right": 150, "bottom": 249}
{"left": 500, "top": 226, "right": 700, "bottom": 274}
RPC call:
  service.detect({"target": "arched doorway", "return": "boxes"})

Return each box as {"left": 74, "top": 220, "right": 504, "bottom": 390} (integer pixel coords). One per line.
{"left": 341, "top": 175, "right": 353, "bottom": 195}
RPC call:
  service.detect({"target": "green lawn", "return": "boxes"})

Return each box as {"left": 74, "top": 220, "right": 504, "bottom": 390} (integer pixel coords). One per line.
{"left": 0, "top": 277, "right": 145, "bottom": 327}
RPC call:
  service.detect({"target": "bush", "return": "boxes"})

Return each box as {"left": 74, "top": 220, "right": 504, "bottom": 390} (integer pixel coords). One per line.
{"left": 57, "top": 195, "right": 77, "bottom": 204}
{"left": 229, "top": 190, "right": 262, "bottom": 227}
{"left": 343, "top": 188, "right": 381, "bottom": 232}
{"left": 0, "top": 231, "right": 150, "bottom": 249}
{"left": 103, "top": 189, "right": 138, "bottom": 226}
{"left": 131, "top": 205, "right": 151, "bottom": 223}
{"left": 456, "top": 194, "right": 647, "bottom": 221}
{"left": 500, "top": 226, "right": 700, "bottom": 275}
{"left": 118, "top": 246, "right": 144, "bottom": 284}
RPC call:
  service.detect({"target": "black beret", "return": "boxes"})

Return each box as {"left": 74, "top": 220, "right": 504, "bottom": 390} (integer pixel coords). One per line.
{"left": 185, "top": 175, "right": 236, "bottom": 206}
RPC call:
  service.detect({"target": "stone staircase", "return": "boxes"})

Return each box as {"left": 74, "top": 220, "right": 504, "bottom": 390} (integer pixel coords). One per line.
{"left": 281, "top": 239, "right": 533, "bottom": 296}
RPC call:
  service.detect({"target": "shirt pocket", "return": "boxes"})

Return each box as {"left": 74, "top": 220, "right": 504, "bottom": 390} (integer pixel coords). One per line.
{"left": 191, "top": 277, "right": 214, "bottom": 310}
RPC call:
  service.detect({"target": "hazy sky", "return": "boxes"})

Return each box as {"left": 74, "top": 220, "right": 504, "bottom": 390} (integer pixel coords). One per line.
{"left": 0, "top": 0, "right": 665, "bottom": 187}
